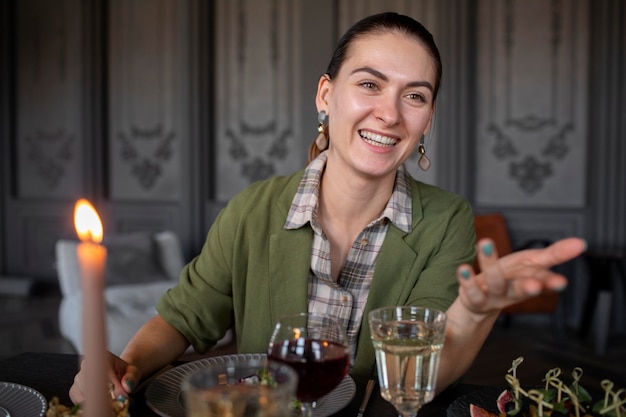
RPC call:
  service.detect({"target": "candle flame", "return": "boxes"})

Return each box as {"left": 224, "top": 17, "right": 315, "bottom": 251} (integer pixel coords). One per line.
{"left": 74, "top": 199, "right": 104, "bottom": 243}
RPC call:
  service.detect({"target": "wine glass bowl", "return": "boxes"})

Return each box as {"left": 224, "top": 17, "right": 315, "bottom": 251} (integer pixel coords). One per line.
{"left": 368, "top": 306, "right": 447, "bottom": 417}
{"left": 268, "top": 313, "right": 350, "bottom": 417}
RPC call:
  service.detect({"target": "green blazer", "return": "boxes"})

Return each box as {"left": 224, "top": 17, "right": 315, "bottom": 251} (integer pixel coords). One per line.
{"left": 157, "top": 169, "right": 476, "bottom": 379}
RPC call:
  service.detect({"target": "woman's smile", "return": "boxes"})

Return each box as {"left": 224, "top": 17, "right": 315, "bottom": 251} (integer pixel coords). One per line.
{"left": 358, "top": 129, "right": 399, "bottom": 148}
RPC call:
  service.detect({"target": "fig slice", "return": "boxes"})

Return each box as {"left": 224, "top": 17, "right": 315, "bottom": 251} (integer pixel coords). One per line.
{"left": 497, "top": 389, "right": 515, "bottom": 413}
{"left": 470, "top": 403, "right": 501, "bottom": 417}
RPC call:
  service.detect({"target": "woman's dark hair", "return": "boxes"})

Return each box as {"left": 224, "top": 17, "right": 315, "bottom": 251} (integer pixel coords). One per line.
{"left": 326, "top": 12, "right": 442, "bottom": 101}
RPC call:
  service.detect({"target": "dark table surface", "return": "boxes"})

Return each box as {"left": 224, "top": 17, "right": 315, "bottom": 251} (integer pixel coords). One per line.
{"left": 0, "top": 352, "right": 486, "bottom": 416}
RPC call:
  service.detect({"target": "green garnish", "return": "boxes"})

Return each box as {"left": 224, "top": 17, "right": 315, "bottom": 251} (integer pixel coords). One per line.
{"left": 502, "top": 357, "right": 625, "bottom": 417}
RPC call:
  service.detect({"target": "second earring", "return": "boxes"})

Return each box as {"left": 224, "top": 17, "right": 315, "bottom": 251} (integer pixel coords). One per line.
{"left": 417, "top": 135, "right": 431, "bottom": 171}
{"left": 315, "top": 110, "right": 328, "bottom": 151}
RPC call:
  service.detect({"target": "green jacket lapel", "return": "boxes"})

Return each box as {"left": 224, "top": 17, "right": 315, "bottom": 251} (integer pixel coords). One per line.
{"left": 268, "top": 226, "right": 312, "bottom": 324}
{"left": 353, "top": 179, "right": 426, "bottom": 377}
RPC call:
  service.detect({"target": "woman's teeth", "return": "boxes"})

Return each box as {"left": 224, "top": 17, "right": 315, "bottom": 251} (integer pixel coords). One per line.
{"left": 359, "top": 130, "right": 397, "bottom": 147}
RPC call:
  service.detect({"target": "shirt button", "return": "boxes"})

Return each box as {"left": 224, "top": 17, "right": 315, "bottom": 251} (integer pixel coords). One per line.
{"left": 341, "top": 295, "right": 348, "bottom": 303}
{"left": 360, "top": 238, "right": 369, "bottom": 246}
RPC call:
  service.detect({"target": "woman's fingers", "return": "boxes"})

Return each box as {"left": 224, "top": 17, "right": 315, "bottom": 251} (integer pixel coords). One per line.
{"left": 457, "top": 265, "right": 487, "bottom": 308}
{"left": 458, "top": 237, "right": 586, "bottom": 314}
{"left": 499, "top": 237, "right": 587, "bottom": 271}
{"left": 476, "top": 239, "right": 505, "bottom": 295}
{"left": 497, "top": 237, "right": 585, "bottom": 296}
{"left": 69, "top": 352, "right": 136, "bottom": 404}
{"left": 69, "top": 361, "right": 86, "bottom": 403}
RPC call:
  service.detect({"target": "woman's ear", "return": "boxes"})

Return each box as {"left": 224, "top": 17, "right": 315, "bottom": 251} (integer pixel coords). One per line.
{"left": 315, "top": 74, "right": 331, "bottom": 113}
{"left": 423, "top": 107, "right": 435, "bottom": 136}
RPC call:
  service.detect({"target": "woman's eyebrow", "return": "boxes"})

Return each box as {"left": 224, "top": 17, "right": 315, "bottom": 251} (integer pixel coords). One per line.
{"left": 351, "top": 66, "right": 434, "bottom": 92}
{"left": 351, "top": 66, "right": 388, "bottom": 81}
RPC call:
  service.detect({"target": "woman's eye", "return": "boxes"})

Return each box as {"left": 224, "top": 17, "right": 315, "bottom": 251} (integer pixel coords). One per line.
{"left": 407, "top": 92, "right": 426, "bottom": 103}
{"left": 359, "top": 81, "right": 378, "bottom": 90}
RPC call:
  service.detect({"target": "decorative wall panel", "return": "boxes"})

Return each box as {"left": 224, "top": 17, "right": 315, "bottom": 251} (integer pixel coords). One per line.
{"left": 16, "top": 0, "right": 84, "bottom": 199}
{"left": 109, "top": 204, "right": 182, "bottom": 235}
{"left": 475, "top": 0, "right": 589, "bottom": 207}
{"left": 215, "top": 0, "right": 302, "bottom": 201}
{"left": 4, "top": 203, "right": 73, "bottom": 280}
{"left": 109, "top": 0, "right": 188, "bottom": 201}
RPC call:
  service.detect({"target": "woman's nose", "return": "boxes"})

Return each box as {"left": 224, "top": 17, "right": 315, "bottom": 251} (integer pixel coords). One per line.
{"left": 374, "top": 94, "right": 401, "bottom": 126}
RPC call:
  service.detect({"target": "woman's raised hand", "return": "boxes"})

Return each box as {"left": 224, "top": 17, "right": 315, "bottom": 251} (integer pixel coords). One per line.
{"left": 456, "top": 237, "right": 586, "bottom": 315}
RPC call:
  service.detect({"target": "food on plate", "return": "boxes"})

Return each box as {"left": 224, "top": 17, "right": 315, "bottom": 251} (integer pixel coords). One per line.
{"left": 238, "top": 368, "right": 304, "bottom": 410}
{"left": 469, "top": 357, "right": 625, "bottom": 417}
{"left": 238, "top": 368, "right": 278, "bottom": 387}
{"left": 45, "top": 384, "right": 129, "bottom": 417}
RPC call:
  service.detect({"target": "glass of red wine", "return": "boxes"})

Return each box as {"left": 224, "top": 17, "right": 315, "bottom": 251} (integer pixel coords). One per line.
{"left": 267, "top": 312, "right": 350, "bottom": 417}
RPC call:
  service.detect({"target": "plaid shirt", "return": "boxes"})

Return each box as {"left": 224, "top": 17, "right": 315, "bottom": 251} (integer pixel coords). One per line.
{"left": 284, "top": 151, "right": 412, "bottom": 360}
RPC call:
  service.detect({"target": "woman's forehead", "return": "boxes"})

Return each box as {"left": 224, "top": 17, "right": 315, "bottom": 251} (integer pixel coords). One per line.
{"left": 339, "top": 31, "right": 437, "bottom": 82}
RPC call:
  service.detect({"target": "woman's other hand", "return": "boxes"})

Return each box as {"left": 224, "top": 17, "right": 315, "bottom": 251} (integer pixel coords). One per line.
{"left": 69, "top": 351, "right": 141, "bottom": 404}
{"left": 456, "top": 237, "right": 586, "bottom": 315}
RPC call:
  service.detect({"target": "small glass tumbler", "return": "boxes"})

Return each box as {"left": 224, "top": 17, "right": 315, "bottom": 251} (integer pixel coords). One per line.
{"left": 182, "top": 357, "right": 298, "bottom": 417}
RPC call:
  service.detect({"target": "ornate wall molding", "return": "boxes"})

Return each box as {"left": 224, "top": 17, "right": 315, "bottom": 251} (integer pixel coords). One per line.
{"left": 475, "top": 0, "right": 589, "bottom": 207}
{"left": 215, "top": 0, "right": 302, "bottom": 201}
{"left": 116, "top": 124, "right": 176, "bottom": 190}
{"left": 109, "top": 0, "right": 187, "bottom": 200}
{"left": 16, "top": 0, "right": 83, "bottom": 198}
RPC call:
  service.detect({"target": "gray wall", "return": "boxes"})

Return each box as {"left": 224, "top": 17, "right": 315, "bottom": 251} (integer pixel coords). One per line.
{"left": 1, "top": 1, "right": 624, "bottom": 329}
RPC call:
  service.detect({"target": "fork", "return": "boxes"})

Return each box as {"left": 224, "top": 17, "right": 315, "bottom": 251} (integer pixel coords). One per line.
{"left": 357, "top": 379, "right": 375, "bottom": 417}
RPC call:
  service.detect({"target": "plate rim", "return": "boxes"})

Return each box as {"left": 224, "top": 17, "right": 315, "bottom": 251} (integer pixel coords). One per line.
{"left": 0, "top": 381, "right": 48, "bottom": 417}
{"left": 446, "top": 386, "right": 509, "bottom": 417}
{"left": 145, "top": 353, "right": 356, "bottom": 417}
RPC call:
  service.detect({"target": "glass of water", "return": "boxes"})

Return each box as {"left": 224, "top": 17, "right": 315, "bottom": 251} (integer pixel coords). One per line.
{"left": 368, "top": 306, "right": 447, "bottom": 417}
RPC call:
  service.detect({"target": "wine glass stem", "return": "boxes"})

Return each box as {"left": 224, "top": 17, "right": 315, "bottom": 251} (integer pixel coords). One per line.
{"left": 300, "top": 401, "right": 314, "bottom": 417}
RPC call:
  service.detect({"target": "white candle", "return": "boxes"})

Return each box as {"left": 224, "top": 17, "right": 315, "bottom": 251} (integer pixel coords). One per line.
{"left": 74, "top": 199, "right": 109, "bottom": 417}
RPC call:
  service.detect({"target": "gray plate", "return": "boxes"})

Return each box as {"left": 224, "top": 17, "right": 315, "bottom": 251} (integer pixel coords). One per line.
{"left": 145, "top": 353, "right": 356, "bottom": 417}
{"left": 0, "top": 382, "right": 47, "bottom": 417}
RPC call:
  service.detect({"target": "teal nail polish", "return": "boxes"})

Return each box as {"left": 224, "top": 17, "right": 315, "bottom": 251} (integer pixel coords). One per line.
{"left": 482, "top": 242, "right": 493, "bottom": 256}
{"left": 460, "top": 269, "right": 471, "bottom": 280}
{"left": 527, "top": 288, "right": 541, "bottom": 296}
{"left": 125, "top": 380, "right": 135, "bottom": 391}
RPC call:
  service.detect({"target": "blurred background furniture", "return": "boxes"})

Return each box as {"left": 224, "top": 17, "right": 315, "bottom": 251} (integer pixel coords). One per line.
{"left": 579, "top": 248, "right": 626, "bottom": 355}
{"left": 474, "top": 213, "right": 561, "bottom": 328}
{"left": 55, "top": 230, "right": 233, "bottom": 355}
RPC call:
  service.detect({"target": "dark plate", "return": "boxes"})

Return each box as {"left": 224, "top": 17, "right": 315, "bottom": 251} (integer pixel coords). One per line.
{"left": 447, "top": 386, "right": 507, "bottom": 417}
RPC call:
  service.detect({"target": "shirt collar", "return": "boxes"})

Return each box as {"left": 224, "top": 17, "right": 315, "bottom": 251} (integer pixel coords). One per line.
{"left": 285, "top": 151, "right": 412, "bottom": 233}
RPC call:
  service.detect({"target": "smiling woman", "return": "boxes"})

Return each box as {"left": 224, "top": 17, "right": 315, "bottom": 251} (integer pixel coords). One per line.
{"left": 68, "top": 12, "right": 585, "bottom": 411}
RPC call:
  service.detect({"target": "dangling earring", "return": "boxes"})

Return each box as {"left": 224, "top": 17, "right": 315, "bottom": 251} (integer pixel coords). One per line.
{"left": 315, "top": 110, "right": 328, "bottom": 151}
{"left": 418, "top": 135, "right": 431, "bottom": 171}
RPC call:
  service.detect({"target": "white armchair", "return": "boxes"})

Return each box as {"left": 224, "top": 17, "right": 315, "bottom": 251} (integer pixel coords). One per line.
{"left": 55, "top": 231, "right": 233, "bottom": 355}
